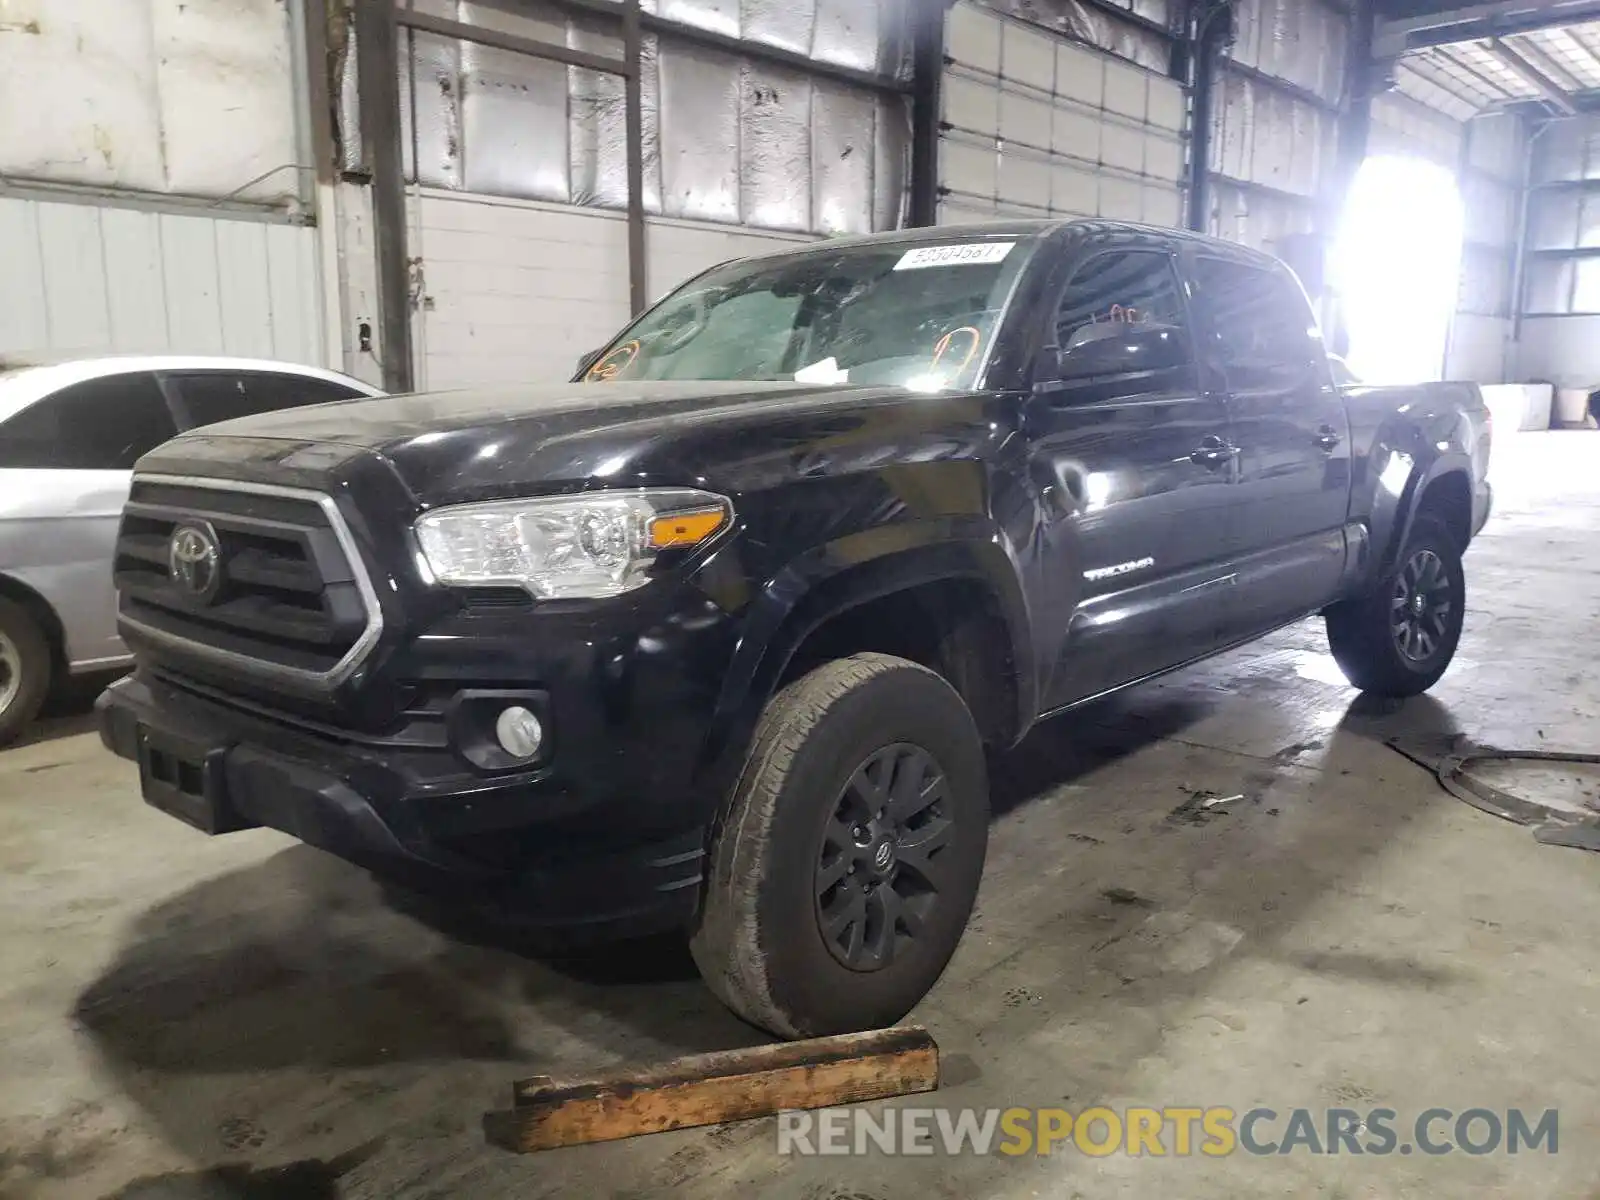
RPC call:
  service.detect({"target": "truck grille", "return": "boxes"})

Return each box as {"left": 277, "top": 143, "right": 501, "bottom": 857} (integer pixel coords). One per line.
{"left": 114, "top": 476, "right": 382, "bottom": 688}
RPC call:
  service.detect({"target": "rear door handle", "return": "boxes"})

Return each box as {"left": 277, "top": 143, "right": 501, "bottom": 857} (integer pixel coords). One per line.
{"left": 1190, "top": 435, "right": 1237, "bottom": 471}
{"left": 1314, "top": 424, "right": 1342, "bottom": 451}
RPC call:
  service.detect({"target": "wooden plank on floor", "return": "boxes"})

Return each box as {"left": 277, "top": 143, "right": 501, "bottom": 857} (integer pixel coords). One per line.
{"left": 484, "top": 1026, "right": 940, "bottom": 1153}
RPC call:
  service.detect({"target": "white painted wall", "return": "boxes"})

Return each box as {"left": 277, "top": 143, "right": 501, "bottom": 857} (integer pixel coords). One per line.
{"left": 1445, "top": 313, "right": 1509, "bottom": 386}
{"left": 0, "top": 0, "right": 300, "bottom": 203}
{"left": 0, "top": 196, "right": 324, "bottom": 366}
{"left": 1514, "top": 318, "right": 1600, "bottom": 388}
{"left": 938, "top": 2, "right": 1187, "bottom": 227}
{"left": 408, "top": 191, "right": 815, "bottom": 389}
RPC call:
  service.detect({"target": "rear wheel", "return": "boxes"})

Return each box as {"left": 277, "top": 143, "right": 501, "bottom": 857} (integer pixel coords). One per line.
{"left": 691, "top": 653, "right": 988, "bottom": 1038}
{"left": 0, "top": 597, "right": 52, "bottom": 747}
{"left": 1325, "top": 515, "right": 1464, "bottom": 697}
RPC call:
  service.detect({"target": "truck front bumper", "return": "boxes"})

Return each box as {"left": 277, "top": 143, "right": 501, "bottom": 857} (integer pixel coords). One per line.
{"left": 97, "top": 671, "right": 707, "bottom": 939}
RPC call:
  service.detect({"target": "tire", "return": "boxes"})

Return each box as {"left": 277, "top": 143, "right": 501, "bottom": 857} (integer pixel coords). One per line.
{"left": 1325, "top": 515, "right": 1464, "bottom": 698}
{"left": 0, "top": 596, "right": 52, "bottom": 748}
{"left": 691, "top": 653, "right": 988, "bottom": 1038}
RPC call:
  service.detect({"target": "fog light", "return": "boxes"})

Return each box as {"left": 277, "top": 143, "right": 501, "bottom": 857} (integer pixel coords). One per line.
{"left": 494, "top": 706, "right": 544, "bottom": 759}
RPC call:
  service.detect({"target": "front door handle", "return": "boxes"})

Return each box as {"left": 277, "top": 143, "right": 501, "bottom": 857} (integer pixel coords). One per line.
{"left": 1190, "top": 435, "right": 1237, "bottom": 471}
{"left": 1314, "top": 424, "right": 1342, "bottom": 451}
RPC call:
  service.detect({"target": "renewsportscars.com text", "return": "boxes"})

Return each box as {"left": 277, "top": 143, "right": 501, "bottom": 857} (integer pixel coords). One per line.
{"left": 776, "top": 1106, "right": 1559, "bottom": 1158}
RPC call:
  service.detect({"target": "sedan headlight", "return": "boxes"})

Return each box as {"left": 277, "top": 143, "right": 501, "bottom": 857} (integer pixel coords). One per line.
{"left": 414, "top": 489, "right": 731, "bottom": 599}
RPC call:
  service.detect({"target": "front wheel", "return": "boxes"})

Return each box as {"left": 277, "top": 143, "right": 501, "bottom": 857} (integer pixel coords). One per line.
{"left": 691, "top": 653, "right": 989, "bottom": 1038}
{"left": 1325, "top": 515, "right": 1465, "bottom": 697}
{"left": 0, "top": 597, "right": 51, "bottom": 747}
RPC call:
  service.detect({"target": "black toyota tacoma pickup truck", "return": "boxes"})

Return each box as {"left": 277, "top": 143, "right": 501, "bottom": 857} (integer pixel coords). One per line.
{"left": 98, "top": 220, "right": 1491, "bottom": 1037}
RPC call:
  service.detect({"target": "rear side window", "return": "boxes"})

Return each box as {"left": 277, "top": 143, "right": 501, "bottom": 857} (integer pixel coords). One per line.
{"left": 1054, "top": 250, "right": 1189, "bottom": 349}
{"left": 0, "top": 373, "right": 177, "bottom": 470}
{"left": 1193, "top": 258, "right": 1321, "bottom": 389}
{"left": 173, "top": 371, "right": 365, "bottom": 429}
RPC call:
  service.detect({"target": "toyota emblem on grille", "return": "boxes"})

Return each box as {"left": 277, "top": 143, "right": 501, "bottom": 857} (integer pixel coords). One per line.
{"left": 168, "top": 522, "right": 222, "bottom": 603}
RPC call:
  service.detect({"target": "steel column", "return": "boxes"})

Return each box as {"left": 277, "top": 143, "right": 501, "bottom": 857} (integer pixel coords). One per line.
{"left": 355, "top": 0, "right": 413, "bottom": 393}
{"left": 624, "top": 0, "right": 648, "bottom": 313}
{"left": 1187, "top": 0, "right": 1230, "bottom": 232}
{"left": 909, "top": 0, "right": 947, "bottom": 227}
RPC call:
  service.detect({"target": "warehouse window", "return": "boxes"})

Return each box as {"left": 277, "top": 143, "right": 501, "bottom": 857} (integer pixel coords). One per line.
{"left": 0, "top": 373, "right": 176, "bottom": 471}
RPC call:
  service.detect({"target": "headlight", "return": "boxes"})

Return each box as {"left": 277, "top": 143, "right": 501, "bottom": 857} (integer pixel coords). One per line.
{"left": 414, "top": 489, "right": 731, "bottom": 599}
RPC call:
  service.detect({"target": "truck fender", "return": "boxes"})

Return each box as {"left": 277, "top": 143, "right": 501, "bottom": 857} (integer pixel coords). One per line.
{"left": 695, "top": 523, "right": 1035, "bottom": 791}
{"left": 1354, "top": 413, "right": 1474, "bottom": 590}
{"left": 1358, "top": 456, "right": 1473, "bottom": 591}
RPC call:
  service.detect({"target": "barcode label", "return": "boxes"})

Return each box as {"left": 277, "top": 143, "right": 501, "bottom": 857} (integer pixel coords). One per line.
{"left": 893, "top": 242, "right": 1016, "bottom": 271}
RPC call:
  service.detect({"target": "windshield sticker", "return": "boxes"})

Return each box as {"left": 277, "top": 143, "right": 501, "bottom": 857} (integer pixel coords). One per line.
{"left": 793, "top": 356, "right": 850, "bottom": 384}
{"left": 932, "top": 326, "right": 982, "bottom": 373}
{"left": 893, "top": 242, "right": 1016, "bottom": 271}
{"left": 585, "top": 340, "right": 639, "bottom": 381}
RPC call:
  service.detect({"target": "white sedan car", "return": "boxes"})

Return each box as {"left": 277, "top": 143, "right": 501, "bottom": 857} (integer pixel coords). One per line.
{"left": 0, "top": 354, "right": 382, "bottom": 744}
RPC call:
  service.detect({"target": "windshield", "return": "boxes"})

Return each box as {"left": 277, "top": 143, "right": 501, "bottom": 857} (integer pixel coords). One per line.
{"left": 581, "top": 236, "right": 1037, "bottom": 390}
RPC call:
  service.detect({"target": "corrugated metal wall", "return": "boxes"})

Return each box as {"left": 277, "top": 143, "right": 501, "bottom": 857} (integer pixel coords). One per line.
{"left": 0, "top": 197, "right": 325, "bottom": 364}
{"left": 0, "top": 0, "right": 328, "bottom": 367}
{"left": 0, "top": 0, "right": 301, "bottom": 204}
{"left": 335, "top": 0, "right": 919, "bottom": 387}
{"left": 938, "top": 0, "right": 1187, "bottom": 226}
{"left": 1523, "top": 119, "right": 1600, "bottom": 317}
{"left": 1207, "top": 0, "right": 1349, "bottom": 251}
{"left": 1517, "top": 117, "right": 1600, "bottom": 386}
{"left": 340, "top": 0, "right": 910, "bottom": 236}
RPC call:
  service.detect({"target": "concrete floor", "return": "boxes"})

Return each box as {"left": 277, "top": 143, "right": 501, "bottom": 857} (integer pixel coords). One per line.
{"left": 4, "top": 433, "right": 1600, "bottom": 1199}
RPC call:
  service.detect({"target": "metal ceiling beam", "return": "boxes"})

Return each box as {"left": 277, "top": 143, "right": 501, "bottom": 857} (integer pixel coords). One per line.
{"left": 1427, "top": 43, "right": 1522, "bottom": 100}
{"left": 398, "top": 8, "right": 629, "bottom": 77}
{"left": 1373, "top": 0, "right": 1600, "bottom": 57}
{"left": 1484, "top": 35, "right": 1580, "bottom": 110}
{"left": 1506, "top": 30, "right": 1587, "bottom": 89}
{"left": 1396, "top": 49, "right": 1489, "bottom": 105}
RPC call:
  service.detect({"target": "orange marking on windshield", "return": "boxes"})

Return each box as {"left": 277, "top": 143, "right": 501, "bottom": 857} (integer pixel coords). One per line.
{"left": 586, "top": 340, "right": 639, "bottom": 381}
{"left": 932, "top": 326, "right": 982, "bottom": 373}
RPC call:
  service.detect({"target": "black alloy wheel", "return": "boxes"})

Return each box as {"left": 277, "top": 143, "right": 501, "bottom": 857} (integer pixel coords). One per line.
{"left": 1391, "top": 548, "right": 1452, "bottom": 663}
{"left": 1324, "top": 515, "right": 1465, "bottom": 698}
{"left": 815, "top": 742, "right": 951, "bottom": 972}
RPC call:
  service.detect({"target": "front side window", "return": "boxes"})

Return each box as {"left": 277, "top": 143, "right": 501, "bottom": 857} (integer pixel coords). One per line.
{"left": 1053, "top": 250, "right": 1189, "bottom": 349}
{"left": 1193, "top": 257, "right": 1321, "bottom": 389}
{"left": 0, "top": 373, "right": 176, "bottom": 470}
{"left": 583, "top": 237, "right": 1037, "bottom": 390}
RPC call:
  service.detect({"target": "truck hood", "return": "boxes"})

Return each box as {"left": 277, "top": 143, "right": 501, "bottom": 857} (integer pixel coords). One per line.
{"left": 152, "top": 379, "right": 923, "bottom": 505}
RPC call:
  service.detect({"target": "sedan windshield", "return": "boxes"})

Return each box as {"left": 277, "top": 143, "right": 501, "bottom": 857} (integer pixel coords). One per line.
{"left": 582, "top": 236, "right": 1036, "bottom": 390}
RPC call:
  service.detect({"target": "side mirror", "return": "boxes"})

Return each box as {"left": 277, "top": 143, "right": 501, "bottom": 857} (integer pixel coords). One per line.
{"left": 574, "top": 348, "right": 603, "bottom": 379}
{"left": 1045, "top": 322, "right": 1188, "bottom": 385}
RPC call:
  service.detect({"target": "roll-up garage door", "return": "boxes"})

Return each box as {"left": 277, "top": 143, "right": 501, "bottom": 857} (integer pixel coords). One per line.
{"left": 938, "top": 1, "right": 1187, "bottom": 228}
